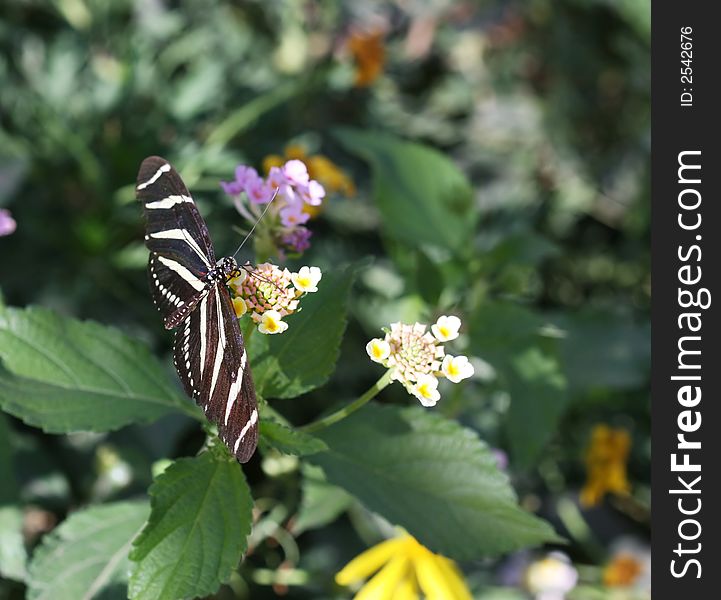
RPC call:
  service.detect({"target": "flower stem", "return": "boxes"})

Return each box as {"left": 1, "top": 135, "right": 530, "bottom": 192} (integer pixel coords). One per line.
{"left": 300, "top": 370, "right": 393, "bottom": 433}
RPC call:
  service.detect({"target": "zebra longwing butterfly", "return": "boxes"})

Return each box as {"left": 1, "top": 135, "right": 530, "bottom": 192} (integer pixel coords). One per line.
{"left": 137, "top": 156, "right": 258, "bottom": 463}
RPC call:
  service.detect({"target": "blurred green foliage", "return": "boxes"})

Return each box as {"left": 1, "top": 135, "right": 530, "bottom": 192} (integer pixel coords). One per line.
{"left": 0, "top": 0, "right": 649, "bottom": 598}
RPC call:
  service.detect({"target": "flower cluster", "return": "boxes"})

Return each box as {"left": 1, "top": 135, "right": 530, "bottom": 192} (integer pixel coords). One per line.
{"left": 580, "top": 424, "right": 631, "bottom": 507}
{"left": 336, "top": 532, "right": 472, "bottom": 600}
{"left": 366, "top": 315, "right": 474, "bottom": 406}
{"left": 228, "top": 263, "right": 321, "bottom": 334}
{"left": 221, "top": 159, "right": 325, "bottom": 256}
{"left": 263, "top": 144, "right": 356, "bottom": 200}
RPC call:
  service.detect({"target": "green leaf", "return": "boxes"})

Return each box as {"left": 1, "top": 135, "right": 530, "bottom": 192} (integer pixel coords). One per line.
{"left": 27, "top": 500, "right": 149, "bottom": 600}
{"left": 251, "top": 264, "right": 360, "bottom": 399}
{"left": 292, "top": 464, "right": 352, "bottom": 535}
{"left": 259, "top": 421, "right": 327, "bottom": 456}
{"left": 334, "top": 128, "right": 476, "bottom": 253}
{"left": 507, "top": 348, "right": 568, "bottom": 467}
{"left": 470, "top": 301, "right": 568, "bottom": 466}
{"left": 0, "top": 305, "right": 195, "bottom": 433}
{"left": 129, "top": 445, "right": 253, "bottom": 600}
{"left": 0, "top": 506, "right": 27, "bottom": 582}
{"left": 309, "top": 404, "right": 560, "bottom": 560}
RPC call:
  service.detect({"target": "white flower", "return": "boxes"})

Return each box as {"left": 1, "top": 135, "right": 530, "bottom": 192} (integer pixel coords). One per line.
{"left": 258, "top": 310, "right": 288, "bottom": 334}
{"left": 431, "top": 315, "right": 462, "bottom": 342}
{"left": 291, "top": 266, "right": 322, "bottom": 293}
{"left": 526, "top": 552, "right": 578, "bottom": 600}
{"left": 412, "top": 374, "right": 441, "bottom": 407}
{"left": 366, "top": 338, "right": 391, "bottom": 363}
{"left": 441, "top": 355, "right": 475, "bottom": 383}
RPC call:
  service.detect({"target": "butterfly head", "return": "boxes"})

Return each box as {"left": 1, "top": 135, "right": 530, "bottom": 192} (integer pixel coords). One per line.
{"left": 219, "top": 256, "right": 240, "bottom": 280}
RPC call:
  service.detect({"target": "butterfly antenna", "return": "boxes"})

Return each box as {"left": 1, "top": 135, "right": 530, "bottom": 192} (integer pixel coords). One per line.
{"left": 241, "top": 263, "right": 285, "bottom": 294}
{"left": 231, "top": 189, "right": 279, "bottom": 259}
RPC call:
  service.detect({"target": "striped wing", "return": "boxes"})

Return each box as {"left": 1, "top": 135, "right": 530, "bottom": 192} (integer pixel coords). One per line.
{"left": 174, "top": 283, "right": 258, "bottom": 463}
{"left": 137, "top": 156, "right": 215, "bottom": 329}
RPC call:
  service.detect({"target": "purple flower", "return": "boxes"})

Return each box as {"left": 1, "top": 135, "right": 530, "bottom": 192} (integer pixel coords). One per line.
{"left": 282, "top": 227, "right": 312, "bottom": 253}
{"left": 220, "top": 166, "right": 260, "bottom": 197}
{"left": 245, "top": 176, "right": 274, "bottom": 204}
{"left": 267, "top": 166, "right": 290, "bottom": 190}
{"left": 220, "top": 180, "right": 244, "bottom": 196}
{"left": 0, "top": 209, "right": 16, "bottom": 236}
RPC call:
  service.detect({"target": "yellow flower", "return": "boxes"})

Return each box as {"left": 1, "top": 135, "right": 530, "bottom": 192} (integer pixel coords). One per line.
{"left": 336, "top": 533, "right": 472, "bottom": 600}
{"left": 580, "top": 425, "right": 631, "bottom": 507}
{"left": 232, "top": 297, "right": 247, "bottom": 318}
{"left": 346, "top": 29, "right": 386, "bottom": 87}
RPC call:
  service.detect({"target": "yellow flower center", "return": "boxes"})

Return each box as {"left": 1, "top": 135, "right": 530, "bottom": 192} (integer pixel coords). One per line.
{"left": 417, "top": 383, "right": 432, "bottom": 398}
{"left": 265, "top": 318, "right": 279, "bottom": 332}
{"left": 296, "top": 276, "right": 311, "bottom": 288}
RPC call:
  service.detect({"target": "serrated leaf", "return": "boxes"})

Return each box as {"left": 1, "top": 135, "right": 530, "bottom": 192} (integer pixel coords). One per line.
{"left": 0, "top": 305, "right": 194, "bottom": 433}
{"left": 259, "top": 421, "right": 327, "bottom": 456}
{"left": 27, "top": 500, "right": 149, "bottom": 600}
{"left": 0, "top": 506, "right": 26, "bottom": 582}
{"left": 292, "top": 464, "right": 352, "bottom": 535}
{"left": 309, "top": 404, "right": 560, "bottom": 560}
{"left": 129, "top": 445, "right": 253, "bottom": 600}
{"left": 251, "top": 264, "right": 360, "bottom": 399}
{"left": 334, "top": 128, "right": 476, "bottom": 252}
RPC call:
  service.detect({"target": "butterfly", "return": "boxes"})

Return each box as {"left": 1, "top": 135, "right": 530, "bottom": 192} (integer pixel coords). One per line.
{"left": 136, "top": 156, "right": 258, "bottom": 463}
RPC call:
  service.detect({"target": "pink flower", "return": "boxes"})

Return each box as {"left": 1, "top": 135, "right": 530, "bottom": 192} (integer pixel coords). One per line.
{"left": 298, "top": 180, "right": 326, "bottom": 206}
{"left": 282, "top": 160, "right": 310, "bottom": 186}
{"left": 0, "top": 209, "right": 16, "bottom": 236}
{"left": 280, "top": 203, "right": 310, "bottom": 227}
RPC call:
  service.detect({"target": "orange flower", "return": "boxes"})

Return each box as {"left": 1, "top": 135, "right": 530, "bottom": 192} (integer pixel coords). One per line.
{"left": 347, "top": 29, "right": 386, "bottom": 87}
{"left": 603, "top": 553, "right": 644, "bottom": 587}
{"left": 580, "top": 425, "right": 631, "bottom": 507}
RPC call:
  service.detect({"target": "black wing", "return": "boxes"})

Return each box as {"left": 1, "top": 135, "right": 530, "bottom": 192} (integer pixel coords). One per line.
{"left": 173, "top": 281, "right": 258, "bottom": 463}
{"left": 137, "top": 156, "right": 215, "bottom": 329}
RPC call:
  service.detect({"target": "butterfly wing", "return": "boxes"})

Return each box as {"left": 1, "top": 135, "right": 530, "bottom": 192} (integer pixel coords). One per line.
{"left": 138, "top": 155, "right": 259, "bottom": 463}
{"left": 137, "top": 156, "right": 215, "bottom": 329}
{"left": 174, "top": 283, "right": 258, "bottom": 463}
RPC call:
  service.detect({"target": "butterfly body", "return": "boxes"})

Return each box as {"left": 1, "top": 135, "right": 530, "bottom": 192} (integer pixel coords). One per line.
{"left": 137, "top": 156, "right": 258, "bottom": 463}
